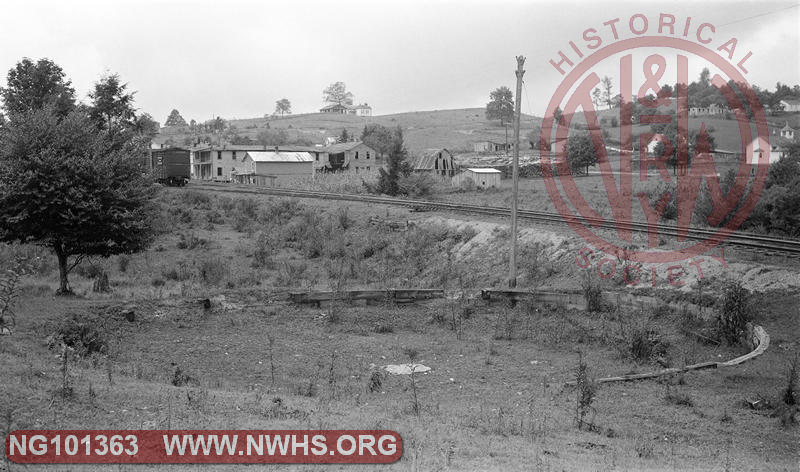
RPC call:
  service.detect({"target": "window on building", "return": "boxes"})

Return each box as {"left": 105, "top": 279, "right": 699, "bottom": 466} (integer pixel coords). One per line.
{"left": 217, "top": 167, "right": 222, "bottom": 176}
{"left": 366, "top": 152, "right": 370, "bottom": 159}
{"left": 232, "top": 151, "right": 237, "bottom": 160}
{"left": 217, "top": 151, "right": 222, "bottom": 160}
{"left": 355, "top": 151, "right": 359, "bottom": 159}
{"left": 315, "top": 154, "right": 319, "bottom": 161}
{"left": 366, "top": 166, "right": 370, "bottom": 171}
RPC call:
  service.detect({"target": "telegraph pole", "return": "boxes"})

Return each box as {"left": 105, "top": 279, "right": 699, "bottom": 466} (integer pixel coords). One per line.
{"left": 508, "top": 56, "right": 525, "bottom": 289}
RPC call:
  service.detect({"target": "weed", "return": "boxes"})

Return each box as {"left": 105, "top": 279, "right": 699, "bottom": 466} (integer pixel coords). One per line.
{"left": 177, "top": 232, "right": 207, "bottom": 250}
{"left": 0, "top": 261, "right": 23, "bottom": 333}
{"left": 171, "top": 365, "right": 196, "bottom": 387}
{"left": 782, "top": 352, "right": 798, "bottom": 407}
{"left": 716, "top": 280, "right": 751, "bottom": 345}
{"left": 404, "top": 348, "right": 421, "bottom": 417}
{"left": 367, "top": 369, "right": 385, "bottom": 393}
{"left": 275, "top": 260, "right": 308, "bottom": 287}
{"left": 266, "top": 334, "right": 276, "bottom": 388}
{"left": 374, "top": 323, "right": 394, "bottom": 334}
{"left": 634, "top": 438, "right": 655, "bottom": 458}
{"left": 581, "top": 273, "right": 605, "bottom": 312}
{"left": 574, "top": 353, "right": 597, "bottom": 431}
{"left": 117, "top": 254, "right": 131, "bottom": 273}
{"left": 664, "top": 384, "right": 694, "bottom": 407}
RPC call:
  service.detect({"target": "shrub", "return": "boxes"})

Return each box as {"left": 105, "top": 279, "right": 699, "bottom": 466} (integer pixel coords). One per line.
{"left": 716, "top": 281, "right": 751, "bottom": 345}
{"left": 252, "top": 232, "right": 276, "bottom": 269}
{"left": 73, "top": 262, "right": 105, "bottom": 279}
{"left": 52, "top": 314, "right": 108, "bottom": 357}
{"left": 198, "top": 257, "right": 230, "bottom": 286}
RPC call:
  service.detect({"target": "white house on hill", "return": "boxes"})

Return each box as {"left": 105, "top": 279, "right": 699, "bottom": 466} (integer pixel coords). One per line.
{"left": 780, "top": 99, "right": 800, "bottom": 112}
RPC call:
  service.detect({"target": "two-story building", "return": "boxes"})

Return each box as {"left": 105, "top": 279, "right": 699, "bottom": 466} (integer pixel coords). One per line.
{"left": 193, "top": 144, "right": 324, "bottom": 181}
{"left": 318, "top": 141, "right": 380, "bottom": 173}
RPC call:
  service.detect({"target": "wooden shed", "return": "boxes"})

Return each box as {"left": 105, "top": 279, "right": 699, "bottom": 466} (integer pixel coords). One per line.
{"left": 452, "top": 168, "right": 502, "bottom": 189}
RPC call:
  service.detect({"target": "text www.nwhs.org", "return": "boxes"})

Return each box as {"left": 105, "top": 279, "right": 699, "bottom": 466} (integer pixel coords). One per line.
{"left": 163, "top": 433, "right": 398, "bottom": 458}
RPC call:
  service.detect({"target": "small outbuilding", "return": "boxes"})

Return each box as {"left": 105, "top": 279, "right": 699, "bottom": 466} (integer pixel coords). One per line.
{"left": 234, "top": 151, "right": 314, "bottom": 185}
{"left": 452, "top": 168, "right": 502, "bottom": 189}
{"left": 473, "top": 141, "right": 511, "bottom": 153}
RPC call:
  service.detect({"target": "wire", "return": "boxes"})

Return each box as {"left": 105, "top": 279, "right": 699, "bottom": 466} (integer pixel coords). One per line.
{"left": 716, "top": 3, "right": 799, "bottom": 28}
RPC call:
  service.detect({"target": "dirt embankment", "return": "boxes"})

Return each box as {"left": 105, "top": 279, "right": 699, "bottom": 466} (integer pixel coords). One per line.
{"left": 421, "top": 215, "right": 800, "bottom": 293}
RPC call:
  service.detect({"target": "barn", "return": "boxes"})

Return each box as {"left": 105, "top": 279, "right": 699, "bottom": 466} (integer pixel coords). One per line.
{"left": 412, "top": 148, "right": 456, "bottom": 176}
{"left": 234, "top": 151, "right": 314, "bottom": 185}
{"left": 452, "top": 168, "right": 501, "bottom": 189}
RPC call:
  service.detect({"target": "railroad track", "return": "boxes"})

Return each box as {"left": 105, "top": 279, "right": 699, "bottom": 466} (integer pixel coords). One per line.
{"left": 188, "top": 182, "right": 800, "bottom": 256}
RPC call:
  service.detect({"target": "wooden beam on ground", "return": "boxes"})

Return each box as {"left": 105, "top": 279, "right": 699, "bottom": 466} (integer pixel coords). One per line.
{"left": 289, "top": 289, "right": 445, "bottom": 306}
{"left": 565, "top": 326, "right": 769, "bottom": 386}
{"left": 481, "top": 289, "right": 587, "bottom": 310}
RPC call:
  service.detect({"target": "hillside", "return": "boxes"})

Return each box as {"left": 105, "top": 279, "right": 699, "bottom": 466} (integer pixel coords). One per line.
{"left": 156, "top": 107, "right": 798, "bottom": 158}
{"left": 157, "top": 108, "right": 541, "bottom": 156}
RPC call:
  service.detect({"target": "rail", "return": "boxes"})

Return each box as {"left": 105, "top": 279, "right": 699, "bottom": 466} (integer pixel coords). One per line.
{"left": 187, "top": 182, "right": 800, "bottom": 256}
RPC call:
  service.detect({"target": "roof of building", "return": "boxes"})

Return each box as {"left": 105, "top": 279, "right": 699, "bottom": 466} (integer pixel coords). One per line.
{"left": 412, "top": 149, "right": 454, "bottom": 170}
{"left": 322, "top": 141, "right": 373, "bottom": 153}
{"left": 244, "top": 151, "right": 314, "bottom": 163}
{"left": 782, "top": 122, "right": 794, "bottom": 131}
{"left": 320, "top": 103, "right": 354, "bottom": 111}
{"left": 780, "top": 98, "right": 800, "bottom": 105}
{"left": 465, "top": 167, "right": 501, "bottom": 174}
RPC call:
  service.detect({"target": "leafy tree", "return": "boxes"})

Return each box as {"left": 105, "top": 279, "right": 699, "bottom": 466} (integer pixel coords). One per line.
{"left": 275, "top": 98, "right": 291, "bottom": 117}
{"left": 601, "top": 76, "right": 614, "bottom": 109}
{"left": 164, "top": 109, "right": 187, "bottom": 127}
{"left": 132, "top": 113, "right": 159, "bottom": 139}
{"left": 767, "top": 142, "right": 800, "bottom": 188}
{"left": 485, "top": 86, "right": 513, "bottom": 126}
{"left": 0, "top": 58, "right": 75, "bottom": 119}
{"left": 369, "top": 127, "right": 411, "bottom": 196}
{"left": 554, "top": 106, "right": 564, "bottom": 126}
{"left": 650, "top": 121, "right": 716, "bottom": 174}
{"left": 565, "top": 133, "right": 598, "bottom": 174}
{"left": 340, "top": 127, "right": 350, "bottom": 143}
{"left": 88, "top": 73, "right": 136, "bottom": 129}
{"left": 205, "top": 116, "right": 226, "bottom": 133}
{"left": 0, "top": 107, "right": 157, "bottom": 294}
{"left": 591, "top": 87, "right": 603, "bottom": 109}
{"left": 323, "top": 82, "right": 353, "bottom": 106}
{"left": 256, "top": 128, "right": 289, "bottom": 146}
{"left": 361, "top": 124, "right": 397, "bottom": 158}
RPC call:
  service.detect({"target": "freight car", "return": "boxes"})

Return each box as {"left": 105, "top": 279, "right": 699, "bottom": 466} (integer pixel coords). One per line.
{"left": 150, "top": 147, "right": 191, "bottom": 186}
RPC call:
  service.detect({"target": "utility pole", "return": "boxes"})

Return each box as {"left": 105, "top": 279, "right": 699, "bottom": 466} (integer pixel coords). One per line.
{"left": 508, "top": 56, "right": 525, "bottom": 289}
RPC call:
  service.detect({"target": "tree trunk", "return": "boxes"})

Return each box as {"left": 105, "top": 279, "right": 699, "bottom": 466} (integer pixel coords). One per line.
{"left": 54, "top": 244, "right": 72, "bottom": 295}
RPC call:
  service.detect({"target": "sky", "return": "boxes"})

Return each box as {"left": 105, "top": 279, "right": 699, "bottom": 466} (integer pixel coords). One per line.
{"left": 2, "top": 0, "right": 798, "bottom": 125}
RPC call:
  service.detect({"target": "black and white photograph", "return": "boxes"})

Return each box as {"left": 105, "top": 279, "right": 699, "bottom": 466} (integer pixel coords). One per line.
{"left": 1, "top": 0, "right": 798, "bottom": 470}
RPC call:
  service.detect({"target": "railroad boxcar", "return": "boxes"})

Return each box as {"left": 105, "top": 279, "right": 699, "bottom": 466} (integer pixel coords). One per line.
{"left": 151, "top": 147, "right": 191, "bottom": 186}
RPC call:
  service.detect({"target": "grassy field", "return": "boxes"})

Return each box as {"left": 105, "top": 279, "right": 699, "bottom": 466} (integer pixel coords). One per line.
{"left": 1, "top": 187, "right": 798, "bottom": 471}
